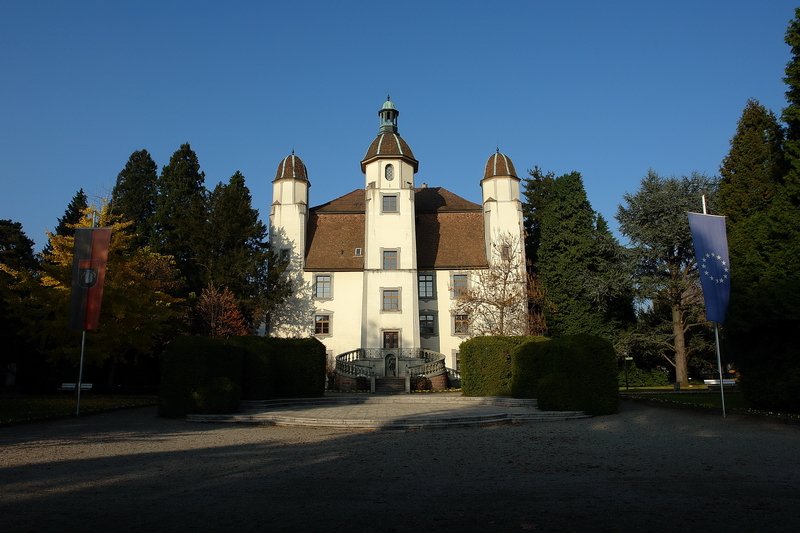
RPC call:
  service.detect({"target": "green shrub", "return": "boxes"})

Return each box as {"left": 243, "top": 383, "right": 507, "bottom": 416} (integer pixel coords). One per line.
{"left": 510, "top": 337, "right": 550, "bottom": 398}
{"left": 158, "top": 336, "right": 245, "bottom": 418}
{"left": 192, "top": 376, "right": 242, "bottom": 414}
{"left": 227, "top": 336, "right": 326, "bottom": 399}
{"left": 511, "top": 334, "right": 618, "bottom": 415}
{"left": 460, "top": 336, "right": 537, "bottom": 396}
{"left": 617, "top": 363, "right": 669, "bottom": 388}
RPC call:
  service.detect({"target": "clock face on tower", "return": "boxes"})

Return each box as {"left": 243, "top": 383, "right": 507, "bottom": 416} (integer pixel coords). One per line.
{"left": 385, "top": 164, "right": 394, "bottom": 181}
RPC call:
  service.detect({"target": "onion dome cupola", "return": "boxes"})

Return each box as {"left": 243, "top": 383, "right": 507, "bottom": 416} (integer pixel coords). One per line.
{"left": 482, "top": 148, "right": 519, "bottom": 182}
{"left": 361, "top": 96, "right": 419, "bottom": 173}
{"left": 274, "top": 151, "right": 309, "bottom": 183}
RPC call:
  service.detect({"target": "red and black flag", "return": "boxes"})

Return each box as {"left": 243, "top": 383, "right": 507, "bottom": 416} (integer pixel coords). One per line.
{"left": 69, "top": 228, "right": 112, "bottom": 331}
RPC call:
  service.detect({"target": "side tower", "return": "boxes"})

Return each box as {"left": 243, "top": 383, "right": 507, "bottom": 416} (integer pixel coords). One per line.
{"left": 360, "top": 98, "right": 421, "bottom": 351}
{"left": 481, "top": 150, "right": 525, "bottom": 262}
{"left": 269, "top": 152, "right": 310, "bottom": 269}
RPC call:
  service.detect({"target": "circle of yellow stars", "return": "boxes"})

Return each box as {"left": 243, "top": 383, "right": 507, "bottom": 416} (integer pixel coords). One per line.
{"left": 701, "top": 252, "right": 729, "bottom": 284}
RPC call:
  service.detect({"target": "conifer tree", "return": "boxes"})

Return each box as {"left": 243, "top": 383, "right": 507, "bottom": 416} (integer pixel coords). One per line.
{"left": 152, "top": 143, "right": 209, "bottom": 295}
{"left": 205, "top": 171, "right": 270, "bottom": 326}
{"left": 111, "top": 149, "right": 158, "bottom": 247}
{"left": 42, "top": 188, "right": 88, "bottom": 255}
{"left": 535, "top": 172, "right": 632, "bottom": 340}
{"left": 617, "top": 172, "right": 715, "bottom": 388}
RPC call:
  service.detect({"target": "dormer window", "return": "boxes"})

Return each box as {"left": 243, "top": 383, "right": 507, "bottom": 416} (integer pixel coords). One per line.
{"left": 385, "top": 164, "right": 394, "bottom": 181}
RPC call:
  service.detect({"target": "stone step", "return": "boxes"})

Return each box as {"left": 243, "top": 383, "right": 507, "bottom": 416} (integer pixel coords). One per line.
{"left": 375, "top": 377, "right": 407, "bottom": 394}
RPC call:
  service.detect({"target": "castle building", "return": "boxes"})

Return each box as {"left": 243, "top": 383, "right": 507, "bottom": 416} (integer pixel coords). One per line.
{"left": 269, "top": 98, "right": 525, "bottom": 383}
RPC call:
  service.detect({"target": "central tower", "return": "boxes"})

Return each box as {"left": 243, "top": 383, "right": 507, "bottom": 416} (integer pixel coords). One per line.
{"left": 360, "top": 97, "right": 421, "bottom": 351}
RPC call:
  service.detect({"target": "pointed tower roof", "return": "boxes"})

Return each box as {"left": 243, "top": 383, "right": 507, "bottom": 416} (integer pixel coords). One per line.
{"left": 274, "top": 151, "right": 309, "bottom": 182}
{"left": 361, "top": 97, "right": 419, "bottom": 173}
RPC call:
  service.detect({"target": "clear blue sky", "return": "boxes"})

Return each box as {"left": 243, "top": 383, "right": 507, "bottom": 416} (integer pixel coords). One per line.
{"left": 1, "top": 1, "right": 796, "bottom": 251}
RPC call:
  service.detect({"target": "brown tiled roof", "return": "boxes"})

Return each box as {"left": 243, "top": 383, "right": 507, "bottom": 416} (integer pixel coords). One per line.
{"left": 274, "top": 153, "right": 308, "bottom": 182}
{"left": 305, "top": 186, "right": 487, "bottom": 270}
{"left": 361, "top": 133, "right": 419, "bottom": 172}
{"left": 416, "top": 212, "right": 488, "bottom": 269}
{"left": 483, "top": 151, "right": 518, "bottom": 180}
{"left": 415, "top": 187, "right": 481, "bottom": 212}
{"left": 311, "top": 189, "right": 365, "bottom": 213}
{"left": 305, "top": 212, "right": 365, "bottom": 271}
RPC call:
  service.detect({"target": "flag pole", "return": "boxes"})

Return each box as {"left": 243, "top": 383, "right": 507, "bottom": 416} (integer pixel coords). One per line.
{"left": 76, "top": 330, "right": 86, "bottom": 416}
{"left": 702, "top": 195, "right": 726, "bottom": 418}
{"left": 714, "top": 324, "right": 726, "bottom": 418}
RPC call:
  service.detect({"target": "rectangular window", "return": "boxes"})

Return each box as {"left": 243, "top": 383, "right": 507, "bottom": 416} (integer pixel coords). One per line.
{"left": 455, "top": 351, "right": 461, "bottom": 371}
{"left": 454, "top": 314, "right": 469, "bottom": 335}
{"left": 382, "top": 250, "right": 398, "bottom": 270}
{"left": 452, "top": 274, "right": 468, "bottom": 298}
{"left": 314, "top": 274, "right": 331, "bottom": 299}
{"left": 420, "top": 314, "right": 435, "bottom": 336}
{"left": 418, "top": 273, "right": 434, "bottom": 299}
{"left": 280, "top": 248, "right": 290, "bottom": 262}
{"left": 382, "top": 289, "right": 400, "bottom": 311}
{"left": 314, "top": 314, "right": 330, "bottom": 335}
{"left": 382, "top": 195, "right": 398, "bottom": 213}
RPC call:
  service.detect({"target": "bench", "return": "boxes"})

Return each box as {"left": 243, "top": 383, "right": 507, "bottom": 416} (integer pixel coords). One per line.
{"left": 58, "top": 383, "right": 93, "bottom": 392}
{"left": 703, "top": 379, "right": 736, "bottom": 390}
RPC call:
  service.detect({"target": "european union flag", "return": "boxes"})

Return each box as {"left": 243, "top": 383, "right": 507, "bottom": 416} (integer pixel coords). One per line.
{"left": 688, "top": 212, "right": 730, "bottom": 324}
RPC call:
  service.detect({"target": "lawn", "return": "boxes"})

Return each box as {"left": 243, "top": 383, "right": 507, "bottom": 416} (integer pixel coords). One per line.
{"left": 0, "top": 395, "right": 157, "bottom": 425}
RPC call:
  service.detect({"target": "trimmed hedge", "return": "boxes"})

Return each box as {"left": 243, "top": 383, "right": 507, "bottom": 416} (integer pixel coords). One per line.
{"left": 223, "top": 336, "right": 327, "bottom": 399}
{"left": 511, "top": 334, "right": 618, "bottom": 415}
{"left": 460, "top": 336, "right": 542, "bottom": 396}
{"left": 159, "top": 336, "right": 327, "bottom": 417}
{"left": 158, "top": 336, "right": 245, "bottom": 418}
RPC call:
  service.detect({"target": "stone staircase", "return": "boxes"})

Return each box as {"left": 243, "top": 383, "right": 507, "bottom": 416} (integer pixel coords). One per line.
{"left": 375, "top": 376, "right": 407, "bottom": 394}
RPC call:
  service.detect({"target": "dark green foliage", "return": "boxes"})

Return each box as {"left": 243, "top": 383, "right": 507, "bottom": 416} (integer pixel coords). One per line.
{"left": 226, "top": 336, "right": 326, "bottom": 399}
{"left": 460, "top": 336, "right": 534, "bottom": 396}
{"left": 43, "top": 188, "right": 88, "bottom": 255}
{"left": 111, "top": 149, "right": 158, "bottom": 248}
{"left": 509, "top": 337, "right": 549, "bottom": 398}
{"left": 521, "top": 166, "right": 555, "bottom": 271}
{"left": 158, "top": 336, "right": 244, "bottom": 417}
{"left": 152, "top": 143, "right": 208, "bottom": 295}
{"left": 206, "top": 171, "right": 271, "bottom": 326}
{"left": 511, "top": 335, "right": 618, "bottom": 415}
{"left": 0, "top": 220, "right": 37, "bottom": 271}
{"left": 616, "top": 172, "right": 716, "bottom": 387}
{"left": 617, "top": 363, "right": 669, "bottom": 388}
{"left": 533, "top": 172, "right": 634, "bottom": 340}
{"left": 724, "top": 11, "right": 800, "bottom": 412}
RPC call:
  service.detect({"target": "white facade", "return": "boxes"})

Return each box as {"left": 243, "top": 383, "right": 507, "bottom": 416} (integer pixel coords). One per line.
{"left": 269, "top": 99, "right": 525, "bottom": 370}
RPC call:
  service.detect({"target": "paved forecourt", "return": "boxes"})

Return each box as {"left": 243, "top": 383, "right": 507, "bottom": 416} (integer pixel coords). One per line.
{"left": 187, "top": 394, "right": 590, "bottom": 429}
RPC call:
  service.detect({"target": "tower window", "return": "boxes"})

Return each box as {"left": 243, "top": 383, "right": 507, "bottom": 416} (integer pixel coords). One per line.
{"left": 385, "top": 164, "right": 394, "bottom": 181}
{"left": 382, "top": 289, "right": 400, "bottom": 311}
{"left": 382, "top": 250, "right": 398, "bottom": 270}
{"left": 382, "top": 195, "right": 398, "bottom": 213}
{"left": 420, "top": 313, "right": 435, "bottom": 336}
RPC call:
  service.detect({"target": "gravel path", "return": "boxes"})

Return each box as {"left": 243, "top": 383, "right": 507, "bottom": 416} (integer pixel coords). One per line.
{"left": 1, "top": 400, "right": 799, "bottom": 532}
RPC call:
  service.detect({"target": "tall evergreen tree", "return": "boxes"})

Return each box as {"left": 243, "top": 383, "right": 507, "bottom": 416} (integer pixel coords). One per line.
{"left": 42, "top": 188, "right": 88, "bottom": 255}
{"left": 724, "top": 9, "right": 800, "bottom": 410}
{"left": 152, "top": 143, "right": 209, "bottom": 295}
{"left": 535, "top": 172, "right": 632, "bottom": 340}
{"left": 617, "top": 171, "right": 715, "bottom": 388}
{"left": 205, "top": 171, "right": 270, "bottom": 326}
{"left": 521, "top": 166, "right": 555, "bottom": 271}
{"left": 111, "top": 149, "right": 158, "bottom": 247}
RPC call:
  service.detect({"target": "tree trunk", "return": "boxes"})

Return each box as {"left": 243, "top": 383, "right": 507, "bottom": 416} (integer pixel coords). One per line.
{"left": 671, "top": 303, "right": 689, "bottom": 388}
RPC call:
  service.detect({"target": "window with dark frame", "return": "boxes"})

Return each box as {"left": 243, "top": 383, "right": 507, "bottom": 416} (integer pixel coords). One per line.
{"left": 314, "top": 314, "right": 330, "bottom": 335}
{"left": 382, "top": 195, "right": 398, "bottom": 212}
{"left": 382, "top": 289, "right": 400, "bottom": 311}
{"left": 454, "top": 314, "right": 469, "bottom": 335}
{"left": 382, "top": 250, "right": 398, "bottom": 270}
{"left": 418, "top": 273, "right": 434, "bottom": 299}
{"left": 314, "top": 274, "right": 331, "bottom": 298}
{"left": 420, "top": 313, "right": 435, "bottom": 336}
